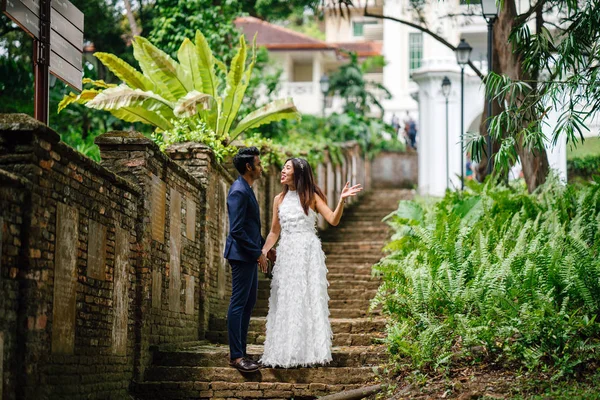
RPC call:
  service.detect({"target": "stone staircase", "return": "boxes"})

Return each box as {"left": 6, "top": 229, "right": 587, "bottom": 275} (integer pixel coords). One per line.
{"left": 134, "top": 189, "right": 410, "bottom": 400}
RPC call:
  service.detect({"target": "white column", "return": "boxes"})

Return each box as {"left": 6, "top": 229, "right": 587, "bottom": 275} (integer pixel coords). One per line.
{"left": 412, "top": 61, "right": 485, "bottom": 196}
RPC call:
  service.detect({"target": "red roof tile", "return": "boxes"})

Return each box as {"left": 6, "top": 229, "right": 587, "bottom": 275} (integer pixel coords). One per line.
{"left": 235, "top": 16, "right": 333, "bottom": 50}
{"left": 334, "top": 41, "right": 383, "bottom": 57}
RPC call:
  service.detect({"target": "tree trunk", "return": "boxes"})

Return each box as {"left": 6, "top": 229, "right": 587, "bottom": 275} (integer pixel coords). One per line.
{"left": 477, "top": 0, "right": 549, "bottom": 192}
{"left": 124, "top": 0, "right": 140, "bottom": 37}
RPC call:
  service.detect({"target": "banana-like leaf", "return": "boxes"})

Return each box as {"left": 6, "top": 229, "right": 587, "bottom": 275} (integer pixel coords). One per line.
{"left": 218, "top": 35, "right": 247, "bottom": 136}
{"left": 58, "top": 89, "right": 101, "bottom": 113}
{"left": 94, "top": 52, "right": 153, "bottom": 91}
{"left": 224, "top": 37, "right": 257, "bottom": 136}
{"left": 139, "top": 38, "right": 191, "bottom": 99}
{"left": 194, "top": 30, "right": 218, "bottom": 98}
{"left": 109, "top": 107, "right": 173, "bottom": 131}
{"left": 178, "top": 38, "right": 202, "bottom": 91}
{"left": 82, "top": 78, "right": 117, "bottom": 89}
{"left": 230, "top": 98, "right": 301, "bottom": 140}
{"left": 132, "top": 38, "right": 173, "bottom": 100}
{"left": 86, "top": 85, "right": 176, "bottom": 123}
{"left": 174, "top": 91, "right": 214, "bottom": 118}
{"left": 215, "top": 59, "right": 227, "bottom": 76}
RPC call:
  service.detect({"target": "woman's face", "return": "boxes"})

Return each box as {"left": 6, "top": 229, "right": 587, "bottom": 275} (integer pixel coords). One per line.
{"left": 281, "top": 160, "right": 294, "bottom": 186}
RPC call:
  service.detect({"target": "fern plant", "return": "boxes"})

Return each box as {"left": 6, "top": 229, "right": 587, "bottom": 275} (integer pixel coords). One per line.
{"left": 374, "top": 176, "right": 600, "bottom": 378}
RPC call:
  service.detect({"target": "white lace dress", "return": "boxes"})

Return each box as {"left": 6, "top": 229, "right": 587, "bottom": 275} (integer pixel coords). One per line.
{"left": 260, "top": 190, "right": 333, "bottom": 368}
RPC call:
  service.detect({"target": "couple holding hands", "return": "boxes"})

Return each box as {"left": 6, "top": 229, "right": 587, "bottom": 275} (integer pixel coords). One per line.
{"left": 224, "top": 147, "right": 362, "bottom": 372}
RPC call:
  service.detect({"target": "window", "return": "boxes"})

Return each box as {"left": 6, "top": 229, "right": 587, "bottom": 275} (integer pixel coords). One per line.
{"left": 409, "top": 32, "right": 423, "bottom": 74}
{"left": 353, "top": 20, "right": 378, "bottom": 37}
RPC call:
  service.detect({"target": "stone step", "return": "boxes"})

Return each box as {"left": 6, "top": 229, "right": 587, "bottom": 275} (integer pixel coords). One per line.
{"left": 144, "top": 365, "right": 378, "bottom": 386}
{"left": 258, "top": 288, "right": 377, "bottom": 301}
{"left": 151, "top": 344, "right": 386, "bottom": 368}
{"left": 210, "top": 317, "right": 386, "bottom": 335}
{"left": 328, "top": 280, "right": 380, "bottom": 291}
{"left": 253, "top": 307, "right": 379, "bottom": 319}
{"left": 253, "top": 298, "right": 371, "bottom": 312}
{"left": 206, "top": 318, "right": 386, "bottom": 347}
{"left": 135, "top": 381, "right": 369, "bottom": 399}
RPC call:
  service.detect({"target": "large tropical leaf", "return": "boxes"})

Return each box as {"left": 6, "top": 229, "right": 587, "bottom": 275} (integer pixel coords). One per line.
{"left": 81, "top": 78, "right": 117, "bottom": 89}
{"left": 109, "top": 107, "right": 173, "bottom": 131}
{"left": 177, "top": 38, "right": 202, "bottom": 91}
{"left": 229, "top": 98, "right": 301, "bottom": 141}
{"left": 132, "top": 37, "right": 189, "bottom": 101}
{"left": 173, "top": 91, "right": 214, "bottom": 118}
{"left": 218, "top": 35, "right": 247, "bottom": 136}
{"left": 225, "top": 36, "right": 258, "bottom": 136}
{"left": 86, "top": 85, "right": 175, "bottom": 122}
{"left": 194, "top": 30, "right": 219, "bottom": 98}
{"left": 94, "top": 52, "right": 153, "bottom": 91}
{"left": 58, "top": 89, "right": 100, "bottom": 113}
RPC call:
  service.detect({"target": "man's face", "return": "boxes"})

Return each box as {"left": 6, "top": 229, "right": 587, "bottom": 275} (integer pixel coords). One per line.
{"left": 248, "top": 155, "right": 263, "bottom": 179}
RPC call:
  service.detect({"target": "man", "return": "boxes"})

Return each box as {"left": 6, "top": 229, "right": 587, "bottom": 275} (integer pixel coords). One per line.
{"left": 224, "top": 147, "right": 269, "bottom": 372}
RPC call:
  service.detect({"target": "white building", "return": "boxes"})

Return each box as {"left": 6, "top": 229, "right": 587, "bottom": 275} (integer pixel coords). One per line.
{"left": 237, "top": 0, "right": 573, "bottom": 196}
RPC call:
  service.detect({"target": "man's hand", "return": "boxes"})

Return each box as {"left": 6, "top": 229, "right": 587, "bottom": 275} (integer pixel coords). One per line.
{"left": 258, "top": 253, "right": 268, "bottom": 273}
{"left": 266, "top": 248, "right": 277, "bottom": 264}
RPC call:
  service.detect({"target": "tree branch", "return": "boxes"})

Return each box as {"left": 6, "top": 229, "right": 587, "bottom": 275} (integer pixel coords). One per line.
{"left": 363, "top": 7, "right": 485, "bottom": 80}
{"left": 515, "top": 0, "right": 547, "bottom": 26}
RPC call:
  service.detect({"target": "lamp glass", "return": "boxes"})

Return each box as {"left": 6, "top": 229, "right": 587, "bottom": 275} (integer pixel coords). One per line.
{"left": 319, "top": 74, "right": 330, "bottom": 94}
{"left": 456, "top": 39, "right": 472, "bottom": 66}
{"left": 481, "top": 0, "right": 498, "bottom": 19}
{"left": 441, "top": 76, "right": 451, "bottom": 98}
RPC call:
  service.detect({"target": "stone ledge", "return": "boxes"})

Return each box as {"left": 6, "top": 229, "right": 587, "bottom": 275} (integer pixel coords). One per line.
{"left": 0, "top": 113, "right": 60, "bottom": 144}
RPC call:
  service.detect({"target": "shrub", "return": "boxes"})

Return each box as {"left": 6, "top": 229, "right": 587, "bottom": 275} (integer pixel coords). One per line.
{"left": 374, "top": 177, "right": 600, "bottom": 378}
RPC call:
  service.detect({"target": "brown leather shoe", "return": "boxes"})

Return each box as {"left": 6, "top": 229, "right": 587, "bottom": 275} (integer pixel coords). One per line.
{"left": 229, "top": 357, "right": 259, "bottom": 372}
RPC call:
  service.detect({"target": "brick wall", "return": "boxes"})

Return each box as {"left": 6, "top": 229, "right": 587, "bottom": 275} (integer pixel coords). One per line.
{"left": 0, "top": 114, "right": 139, "bottom": 399}
{"left": 0, "top": 170, "right": 30, "bottom": 400}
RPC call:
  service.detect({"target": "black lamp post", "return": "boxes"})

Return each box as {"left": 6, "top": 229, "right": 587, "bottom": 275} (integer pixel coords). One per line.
{"left": 456, "top": 38, "right": 472, "bottom": 190}
{"left": 441, "top": 76, "right": 452, "bottom": 190}
{"left": 482, "top": 0, "right": 498, "bottom": 175}
{"left": 319, "top": 74, "right": 330, "bottom": 118}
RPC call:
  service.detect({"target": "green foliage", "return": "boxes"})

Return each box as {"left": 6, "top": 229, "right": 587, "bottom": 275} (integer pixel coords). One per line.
{"left": 568, "top": 137, "right": 600, "bottom": 160}
{"left": 328, "top": 52, "right": 391, "bottom": 116}
{"left": 567, "top": 155, "right": 600, "bottom": 183}
{"left": 60, "top": 32, "right": 299, "bottom": 144}
{"left": 375, "top": 177, "right": 600, "bottom": 378}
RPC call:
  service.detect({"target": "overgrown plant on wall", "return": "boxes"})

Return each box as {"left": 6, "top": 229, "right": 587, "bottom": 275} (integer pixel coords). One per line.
{"left": 374, "top": 177, "right": 600, "bottom": 379}
{"left": 59, "top": 30, "right": 300, "bottom": 150}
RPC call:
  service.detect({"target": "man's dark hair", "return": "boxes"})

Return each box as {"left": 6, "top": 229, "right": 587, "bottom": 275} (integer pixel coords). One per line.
{"left": 233, "top": 147, "right": 260, "bottom": 175}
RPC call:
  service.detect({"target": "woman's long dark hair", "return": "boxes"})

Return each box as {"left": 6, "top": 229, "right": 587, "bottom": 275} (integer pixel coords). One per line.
{"left": 281, "top": 157, "right": 326, "bottom": 215}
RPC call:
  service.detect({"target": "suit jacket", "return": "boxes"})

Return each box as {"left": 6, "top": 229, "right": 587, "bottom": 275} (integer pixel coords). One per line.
{"left": 224, "top": 176, "right": 264, "bottom": 263}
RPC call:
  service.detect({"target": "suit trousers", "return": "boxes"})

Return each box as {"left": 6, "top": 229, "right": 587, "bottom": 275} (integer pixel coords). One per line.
{"left": 227, "top": 260, "right": 258, "bottom": 360}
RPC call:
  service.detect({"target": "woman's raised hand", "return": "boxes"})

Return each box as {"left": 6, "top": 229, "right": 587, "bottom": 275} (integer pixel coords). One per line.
{"left": 340, "top": 182, "right": 363, "bottom": 200}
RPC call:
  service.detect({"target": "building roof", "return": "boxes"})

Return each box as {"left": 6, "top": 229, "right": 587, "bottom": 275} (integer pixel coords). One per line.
{"left": 235, "top": 16, "right": 382, "bottom": 57}
{"left": 335, "top": 42, "right": 383, "bottom": 58}
{"left": 235, "top": 16, "right": 333, "bottom": 50}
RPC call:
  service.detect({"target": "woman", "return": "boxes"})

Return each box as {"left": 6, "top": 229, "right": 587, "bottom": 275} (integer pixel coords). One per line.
{"left": 259, "top": 157, "right": 362, "bottom": 368}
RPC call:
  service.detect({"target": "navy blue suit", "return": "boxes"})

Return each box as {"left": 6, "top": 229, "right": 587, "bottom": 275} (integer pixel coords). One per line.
{"left": 224, "top": 176, "right": 263, "bottom": 360}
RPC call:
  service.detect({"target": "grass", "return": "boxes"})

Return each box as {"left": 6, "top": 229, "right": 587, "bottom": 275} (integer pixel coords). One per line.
{"left": 567, "top": 136, "right": 600, "bottom": 159}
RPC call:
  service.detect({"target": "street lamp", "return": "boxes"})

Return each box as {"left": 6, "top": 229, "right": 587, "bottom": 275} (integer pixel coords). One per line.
{"left": 482, "top": 0, "right": 498, "bottom": 175}
{"left": 456, "top": 38, "right": 472, "bottom": 190}
{"left": 319, "top": 74, "right": 330, "bottom": 117}
{"left": 441, "top": 76, "right": 451, "bottom": 190}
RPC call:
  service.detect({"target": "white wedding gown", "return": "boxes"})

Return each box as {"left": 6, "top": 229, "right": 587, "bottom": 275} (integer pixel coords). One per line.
{"left": 260, "top": 190, "right": 333, "bottom": 368}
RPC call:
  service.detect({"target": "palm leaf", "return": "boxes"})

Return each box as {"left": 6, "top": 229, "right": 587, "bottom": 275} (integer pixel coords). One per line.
{"left": 194, "top": 30, "right": 218, "bottom": 98}
{"left": 132, "top": 36, "right": 189, "bottom": 101}
{"left": 58, "top": 89, "right": 100, "bottom": 113}
{"left": 82, "top": 78, "right": 117, "bottom": 89}
{"left": 218, "top": 35, "right": 247, "bottom": 136}
{"left": 229, "top": 98, "right": 300, "bottom": 141}
{"left": 177, "top": 38, "right": 201, "bottom": 92}
{"left": 109, "top": 107, "right": 173, "bottom": 131}
{"left": 86, "top": 85, "right": 175, "bottom": 123}
{"left": 173, "top": 91, "right": 214, "bottom": 118}
{"left": 94, "top": 52, "right": 153, "bottom": 91}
